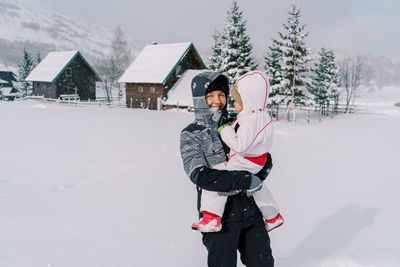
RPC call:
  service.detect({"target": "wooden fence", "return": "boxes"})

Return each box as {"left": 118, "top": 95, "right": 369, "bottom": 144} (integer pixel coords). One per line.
{"left": 24, "top": 95, "right": 126, "bottom": 108}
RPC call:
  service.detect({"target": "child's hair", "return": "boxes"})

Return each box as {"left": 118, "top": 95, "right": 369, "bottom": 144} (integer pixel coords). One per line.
{"left": 231, "top": 84, "right": 243, "bottom": 106}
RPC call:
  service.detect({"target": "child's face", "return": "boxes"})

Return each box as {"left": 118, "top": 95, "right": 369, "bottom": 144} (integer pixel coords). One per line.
{"left": 234, "top": 101, "right": 243, "bottom": 113}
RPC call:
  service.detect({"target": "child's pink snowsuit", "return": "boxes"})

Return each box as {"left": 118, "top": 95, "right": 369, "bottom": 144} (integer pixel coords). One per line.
{"left": 201, "top": 71, "right": 280, "bottom": 220}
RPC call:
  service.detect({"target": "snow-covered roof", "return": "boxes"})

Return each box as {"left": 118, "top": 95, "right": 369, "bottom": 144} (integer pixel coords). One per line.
{"left": 26, "top": 50, "right": 100, "bottom": 82}
{"left": 26, "top": 51, "right": 78, "bottom": 82}
{"left": 119, "top": 42, "right": 201, "bottom": 84}
{"left": 0, "top": 67, "right": 15, "bottom": 73}
{"left": 0, "top": 87, "right": 13, "bottom": 95}
{"left": 0, "top": 78, "right": 9, "bottom": 84}
{"left": 164, "top": 69, "right": 208, "bottom": 107}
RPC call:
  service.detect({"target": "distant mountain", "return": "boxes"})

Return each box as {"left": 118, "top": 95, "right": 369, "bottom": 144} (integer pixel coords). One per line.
{"left": 0, "top": 0, "right": 141, "bottom": 69}
{"left": 362, "top": 54, "right": 400, "bottom": 87}
{"left": 251, "top": 44, "right": 400, "bottom": 88}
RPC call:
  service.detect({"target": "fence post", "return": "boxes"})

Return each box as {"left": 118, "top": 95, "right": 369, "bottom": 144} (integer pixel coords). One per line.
{"left": 130, "top": 98, "right": 133, "bottom": 108}
{"left": 319, "top": 108, "right": 322, "bottom": 122}
{"left": 157, "top": 97, "right": 161, "bottom": 111}
{"left": 307, "top": 110, "right": 310, "bottom": 124}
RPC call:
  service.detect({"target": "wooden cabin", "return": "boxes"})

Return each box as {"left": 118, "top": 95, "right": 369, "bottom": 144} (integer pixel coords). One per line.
{"left": 26, "top": 51, "right": 100, "bottom": 100}
{"left": 0, "top": 70, "right": 17, "bottom": 88}
{"left": 118, "top": 42, "right": 206, "bottom": 110}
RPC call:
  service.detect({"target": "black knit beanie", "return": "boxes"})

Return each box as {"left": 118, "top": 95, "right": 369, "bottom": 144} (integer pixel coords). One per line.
{"left": 206, "top": 75, "right": 229, "bottom": 96}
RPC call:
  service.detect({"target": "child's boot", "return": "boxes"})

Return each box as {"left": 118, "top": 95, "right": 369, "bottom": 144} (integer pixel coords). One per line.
{"left": 191, "top": 211, "right": 222, "bottom": 232}
{"left": 266, "top": 213, "right": 284, "bottom": 232}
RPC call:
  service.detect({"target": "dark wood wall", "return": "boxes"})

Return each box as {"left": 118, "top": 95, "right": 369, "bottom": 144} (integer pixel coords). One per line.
{"left": 33, "top": 82, "right": 57, "bottom": 98}
{"left": 55, "top": 55, "right": 96, "bottom": 100}
{"left": 0, "top": 71, "right": 16, "bottom": 87}
{"left": 126, "top": 83, "right": 165, "bottom": 109}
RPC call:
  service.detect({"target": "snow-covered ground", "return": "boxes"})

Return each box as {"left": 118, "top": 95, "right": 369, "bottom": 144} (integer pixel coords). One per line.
{"left": 1, "top": 87, "right": 399, "bottom": 266}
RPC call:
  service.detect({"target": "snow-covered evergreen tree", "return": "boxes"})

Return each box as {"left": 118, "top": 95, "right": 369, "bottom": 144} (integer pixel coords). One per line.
{"left": 264, "top": 43, "right": 285, "bottom": 118}
{"left": 208, "top": 30, "right": 225, "bottom": 72}
{"left": 219, "top": 0, "right": 257, "bottom": 84}
{"left": 36, "top": 53, "right": 42, "bottom": 65}
{"left": 18, "top": 49, "right": 35, "bottom": 96}
{"left": 269, "top": 5, "right": 311, "bottom": 121}
{"left": 309, "top": 48, "right": 340, "bottom": 113}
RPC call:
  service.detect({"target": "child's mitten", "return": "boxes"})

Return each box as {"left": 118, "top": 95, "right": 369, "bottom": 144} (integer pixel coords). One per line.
{"left": 217, "top": 124, "right": 230, "bottom": 134}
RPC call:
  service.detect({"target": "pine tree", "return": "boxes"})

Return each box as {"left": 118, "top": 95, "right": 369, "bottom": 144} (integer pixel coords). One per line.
{"left": 36, "top": 53, "right": 42, "bottom": 65}
{"left": 264, "top": 43, "right": 285, "bottom": 118}
{"left": 208, "top": 30, "right": 225, "bottom": 72}
{"left": 219, "top": 0, "right": 257, "bottom": 84}
{"left": 309, "top": 48, "right": 340, "bottom": 114}
{"left": 270, "top": 5, "right": 311, "bottom": 121}
{"left": 18, "top": 49, "right": 35, "bottom": 95}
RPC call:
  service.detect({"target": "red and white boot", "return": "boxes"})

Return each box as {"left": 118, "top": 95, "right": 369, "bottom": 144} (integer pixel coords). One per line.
{"left": 192, "top": 211, "right": 222, "bottom": 232}
{"left": 266, "top": 213, "right": 284, "bottom": 232}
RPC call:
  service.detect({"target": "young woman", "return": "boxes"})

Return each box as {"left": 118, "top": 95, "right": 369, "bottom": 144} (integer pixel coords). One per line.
{"left": 180, "top": 71, "right": 274, "bottom": 267}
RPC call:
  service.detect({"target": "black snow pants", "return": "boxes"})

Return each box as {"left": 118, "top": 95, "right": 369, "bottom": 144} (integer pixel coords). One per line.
{"left": 202, "top": 221, "right": 274, "bottom": 267}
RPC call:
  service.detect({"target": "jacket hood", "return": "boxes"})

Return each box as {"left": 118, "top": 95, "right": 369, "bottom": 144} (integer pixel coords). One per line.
{"left": 191, "top": 71, "right": 230, "bottom": 124}
{"left": 236, "top": 71, "right": 270, "bottom": 114}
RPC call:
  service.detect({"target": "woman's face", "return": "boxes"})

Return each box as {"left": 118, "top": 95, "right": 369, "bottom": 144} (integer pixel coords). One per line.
{"left": 205, "top": 90, "right": 226, "bottom": 110}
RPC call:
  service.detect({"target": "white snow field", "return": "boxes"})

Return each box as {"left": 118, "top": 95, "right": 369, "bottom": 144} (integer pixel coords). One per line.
{"left": 1, "top": 87, "right": 399, "bottom": 267}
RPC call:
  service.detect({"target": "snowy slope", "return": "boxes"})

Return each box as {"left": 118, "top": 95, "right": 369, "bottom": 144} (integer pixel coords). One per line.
{"left": 0, "top": 0, "right": 140, "bottom": 66}
{"left": 0, "top": 88, "right": 399, "bottom": 266}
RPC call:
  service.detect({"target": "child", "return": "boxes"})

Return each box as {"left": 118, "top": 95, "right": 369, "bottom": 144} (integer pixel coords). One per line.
{"left": 192, "top": 71, "right": 284, "bottom": 232}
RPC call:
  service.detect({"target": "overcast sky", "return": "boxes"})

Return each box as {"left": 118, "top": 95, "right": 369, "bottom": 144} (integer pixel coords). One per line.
{"left": 42, "top": 0, "right": 400, "bottom": 57}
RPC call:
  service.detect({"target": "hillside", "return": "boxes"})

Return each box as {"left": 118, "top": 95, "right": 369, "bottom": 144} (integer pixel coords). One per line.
{"left": 0, "top": 0, "right": 141, "bottom": 66}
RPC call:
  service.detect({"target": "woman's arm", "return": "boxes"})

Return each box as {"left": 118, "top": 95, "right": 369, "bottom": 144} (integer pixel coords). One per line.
{"left": 180, "top": 128, "right": 251, "bottom": 192}
{"left": 190, "top": 166, "right": 251, "bottom": 192}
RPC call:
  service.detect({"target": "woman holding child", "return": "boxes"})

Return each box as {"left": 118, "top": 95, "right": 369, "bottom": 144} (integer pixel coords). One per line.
{"left": 180, "top": 71, "right": 282, "bottom": 267}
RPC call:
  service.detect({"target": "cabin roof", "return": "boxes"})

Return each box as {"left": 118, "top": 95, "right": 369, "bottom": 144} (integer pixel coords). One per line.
{"left": 118, "top": 42, "right": 205, "bottom": 84}
{"left": 26, "top": 50, "right": 100, "bottom": 82}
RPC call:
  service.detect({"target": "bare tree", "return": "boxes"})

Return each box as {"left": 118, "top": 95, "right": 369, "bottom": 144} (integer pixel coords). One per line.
{"left": 93, "top": 26, "right": 132, "bottom": 103}
{"left": 111, "top": 25, "right": 131, "bottom": 102}
{"left": 338, "top": 55, "right": 368, "bottom": 113}
{"left": 93, "top": 57, "right": 118, "bottom": 102}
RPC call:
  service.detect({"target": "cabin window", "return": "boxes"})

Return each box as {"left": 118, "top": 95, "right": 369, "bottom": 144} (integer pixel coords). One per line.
{"left": 65, "top": 67, "right": 72, "bottom": 77}
{"left": 151, "top": 87, "right": 156, "bottom": 93}
{"left": 138, "top": 87, "right": 144, "bottom": 93}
